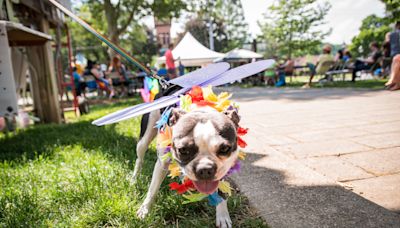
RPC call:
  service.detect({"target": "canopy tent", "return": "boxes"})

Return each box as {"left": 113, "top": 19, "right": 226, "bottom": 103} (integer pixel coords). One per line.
{"left": 157, "top": 32, "right": 224, "bottom": 67}
{"left": 214, "top": 48, "right": 263, "bottom": 62}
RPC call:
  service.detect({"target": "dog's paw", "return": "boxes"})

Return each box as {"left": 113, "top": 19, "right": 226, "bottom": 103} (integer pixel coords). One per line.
{"left": 136, "top": 204, "right": 150, "bottom": 219}
{"left": 216, "top": 213, "right": 232, "bottom": 228}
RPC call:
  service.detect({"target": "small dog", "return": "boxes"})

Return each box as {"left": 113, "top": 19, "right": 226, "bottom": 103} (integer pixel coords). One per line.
{"left": 132, "top": 86, "right": 239, "bottom": 228}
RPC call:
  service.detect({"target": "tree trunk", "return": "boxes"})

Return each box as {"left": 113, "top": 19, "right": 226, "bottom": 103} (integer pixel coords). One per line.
{"left": 104, "top": 0, "right": 119, "bottom": 60}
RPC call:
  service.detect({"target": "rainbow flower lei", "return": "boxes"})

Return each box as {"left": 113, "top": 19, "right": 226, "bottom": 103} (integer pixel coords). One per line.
{"left": 156, "top": 86, "right": 248, "bottom": 206}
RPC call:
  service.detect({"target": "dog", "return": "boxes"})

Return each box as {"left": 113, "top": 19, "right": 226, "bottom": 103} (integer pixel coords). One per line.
{"left": 132, "top": 85, "right": 240, "bottom": 228}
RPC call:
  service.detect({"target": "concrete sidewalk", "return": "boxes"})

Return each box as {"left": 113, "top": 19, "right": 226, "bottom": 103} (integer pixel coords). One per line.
{"left": 227, "top": 87, "right": 400, "bottom": 227}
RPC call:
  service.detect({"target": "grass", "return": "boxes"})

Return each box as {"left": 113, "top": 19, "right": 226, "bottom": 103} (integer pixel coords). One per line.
{"left": 0, "top": 97, "right": 267, "bottom": 227}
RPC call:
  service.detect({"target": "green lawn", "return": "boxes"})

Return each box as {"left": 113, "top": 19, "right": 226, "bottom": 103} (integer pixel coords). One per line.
{"left": 0, "top": 97, "right": 267, "bottom": 227}
{"left": 241, "top": 75, "right": 388, "bottom": 90}
{"left": 286, "top": 75, "right": 387, "bottom": 89}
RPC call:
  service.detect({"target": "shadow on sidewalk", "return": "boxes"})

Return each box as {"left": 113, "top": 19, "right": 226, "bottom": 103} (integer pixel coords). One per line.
{"left": 233, "top": 153, "right": 400, "bottom": 228}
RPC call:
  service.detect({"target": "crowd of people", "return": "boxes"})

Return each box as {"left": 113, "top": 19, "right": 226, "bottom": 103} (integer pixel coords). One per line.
{"left": 71, "top": 42, "right": 186, "bottom": 99}
{"left": 71, "top": 21, "right": 400, "bottom": 99}
{"left": 265, "top": 21, "right": 400, "bottom": 91}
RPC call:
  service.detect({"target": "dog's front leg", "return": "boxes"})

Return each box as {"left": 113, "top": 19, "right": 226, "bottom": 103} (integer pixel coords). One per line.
{"left": 137, "top": 159, "right": 167, "bottom": 219}
{"left": 216, "top": 199, "right": 232, "bottom": 228}
{"left": 132, "top": 112, "right": 159, "bottom": 183}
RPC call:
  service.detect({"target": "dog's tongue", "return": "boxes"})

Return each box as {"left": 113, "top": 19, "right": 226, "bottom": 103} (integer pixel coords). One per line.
{"left": 193, "top": 180, "right": 219, "bottom": 194}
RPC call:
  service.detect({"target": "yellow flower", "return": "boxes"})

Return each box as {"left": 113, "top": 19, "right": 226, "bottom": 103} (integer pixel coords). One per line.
{"left": 202, "top": 86, "right": 218, "bottom": 102}
{"left": 168, "top": 162, "right": 181, "bottom": 178}
{"left": 215, "top": 99, "right": 232, "bottom": 112}
{"left": 238, "top": 151, "right": 246, "bottom": 160}
{"left": 218, "top": 180, "right": 232, "bottom": 196}
{"left": 217, "top": 91, "right": 232, "bottom": 100}
{"left": 180, "top": 95, "right": 192, "bottom": 112}
{"left": 202, "top": 86, "right": 233, "bottom": 112}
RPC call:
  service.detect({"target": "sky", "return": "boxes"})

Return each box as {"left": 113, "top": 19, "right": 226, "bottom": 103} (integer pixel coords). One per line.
{"left": 169, "top": 0, "right": 386, "bottom": 45}
{"left": 71, "top": 0, "right": 387, "bottom": 45}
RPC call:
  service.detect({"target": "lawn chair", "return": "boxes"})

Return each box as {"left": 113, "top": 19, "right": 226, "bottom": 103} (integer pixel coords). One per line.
{"left": 315, "top": 60, "right": 335, "bottom": 82}
{"left": 359, "top": 57, "right": 383, "bottom": 79}
{"left": 325, "top": 60, "right": 351, "bottom": 81}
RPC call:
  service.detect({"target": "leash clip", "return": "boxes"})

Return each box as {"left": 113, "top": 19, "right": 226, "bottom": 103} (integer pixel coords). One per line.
{"left": 152, "top": 74, "right": 170, "bottom": 89}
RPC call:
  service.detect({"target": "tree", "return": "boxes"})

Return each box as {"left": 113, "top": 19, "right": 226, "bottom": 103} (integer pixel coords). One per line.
{"left": 349, "top": 15, "right": 391, "bottom": 58}
{"left": 176, "top": 0, "right": 249, "bottom": 52}
{"left": 70, "top": 4, "right": 109, "bottom": 62}
{"left": 212, "top": 0, "right": 249, "bottom": 51}
{"left": 380, "top": 0, "right": 400, "bottom": 22}
{"left": 82, "top": 0, "right": 186, "bottom": 59}
{"left": 260, "top": 0, "right": 331, "bottom": 58}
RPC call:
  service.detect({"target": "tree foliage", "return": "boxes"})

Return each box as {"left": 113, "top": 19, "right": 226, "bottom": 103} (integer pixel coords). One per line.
{"left": 349, "top": 0, "right": 399, "bottom": 58}
{"left": 69, "top": 4, "right": 109, "bottom": 61}
{"left": 349, "top": 15, "right": 391, "bottom": 58}
{"left": 176, "top": 0, "right": 249, "bottom": 52}
{"left": 380, "top": 0, "right": 400, "bottom": 22}
{"left": 72, "top": 0, "right": 186, "bottom": 63}
{"left": 260, "top": 0, "right": 331, "bottom": 58}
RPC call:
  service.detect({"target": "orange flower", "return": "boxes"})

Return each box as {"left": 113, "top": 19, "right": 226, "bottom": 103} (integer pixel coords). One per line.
{"left": 157, "top": 126, "right": 172, "bottom": 148}
{"left": 187, "top": 86, "right": 204, "bottom": 103}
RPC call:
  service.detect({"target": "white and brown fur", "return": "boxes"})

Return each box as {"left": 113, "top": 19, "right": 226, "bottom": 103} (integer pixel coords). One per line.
{"left": 133, "top": 85, "right": 239, "bottom": 228}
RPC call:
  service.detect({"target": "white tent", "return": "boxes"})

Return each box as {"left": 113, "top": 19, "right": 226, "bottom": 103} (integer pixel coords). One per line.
{"left": 214, "top": 48, "right": 263, "bottom": 62}
{"left": 157, "top": 32, "right": 224, "bottom": 67}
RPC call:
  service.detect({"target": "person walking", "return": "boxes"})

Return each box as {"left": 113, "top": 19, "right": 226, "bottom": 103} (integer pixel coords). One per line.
{"left": 165, "top": 43, "right": 177, "bottom": 80}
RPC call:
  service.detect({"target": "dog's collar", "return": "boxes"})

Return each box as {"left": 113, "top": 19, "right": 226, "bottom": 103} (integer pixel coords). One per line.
{"left": 156, "top": 86, "right": 248, "bottom": 206}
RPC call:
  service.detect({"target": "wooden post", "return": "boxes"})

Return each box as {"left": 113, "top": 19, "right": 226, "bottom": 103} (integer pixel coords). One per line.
{"left": 26, "top": 18, "right": 62, "bottom": 123}
{"left": 0, "top": 22, "right": 18, "bottom": 118}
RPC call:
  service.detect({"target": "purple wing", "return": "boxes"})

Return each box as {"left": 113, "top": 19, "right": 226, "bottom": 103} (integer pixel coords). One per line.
{"left": 91, "top": 102, "right": 148, "bottom": 126}
{"left": 202, "top": 60, "right": 275, "bottom": 87}
{"left": 92, "top": 60, "right": 274, "bottom": 126}
{"left": 92, "top": 96, "right": 179, "bottom": 126}
{"left": 169, "top": 62, "right": 230, "bottom": 88}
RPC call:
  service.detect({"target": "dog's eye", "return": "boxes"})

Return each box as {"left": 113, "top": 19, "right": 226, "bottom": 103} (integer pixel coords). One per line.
{"left": 218, "top": 145, "right": 231, "bottom": 156}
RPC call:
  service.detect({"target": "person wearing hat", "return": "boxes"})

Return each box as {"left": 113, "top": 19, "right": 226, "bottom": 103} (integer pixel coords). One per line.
{"left": 303, "top": 44, "right": 334, "bottom": 87}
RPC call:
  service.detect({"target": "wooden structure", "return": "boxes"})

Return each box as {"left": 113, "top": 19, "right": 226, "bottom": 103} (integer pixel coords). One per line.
{"left": 0, "top": 0, "right": 73, "bottom": 123}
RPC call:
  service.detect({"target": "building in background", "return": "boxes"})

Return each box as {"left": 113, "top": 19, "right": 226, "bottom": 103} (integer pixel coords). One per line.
{"left": 154, "top": 17, "right": 171, "bottom": 55}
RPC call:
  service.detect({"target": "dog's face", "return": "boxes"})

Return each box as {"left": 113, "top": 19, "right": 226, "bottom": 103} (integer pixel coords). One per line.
{"left": 169, "top": 107, "right": 239, "bottom": 194}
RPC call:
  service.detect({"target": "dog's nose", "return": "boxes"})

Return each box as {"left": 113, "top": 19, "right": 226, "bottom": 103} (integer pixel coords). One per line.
{"left": 195, "top": 164, "right": 217, "bottom": 180}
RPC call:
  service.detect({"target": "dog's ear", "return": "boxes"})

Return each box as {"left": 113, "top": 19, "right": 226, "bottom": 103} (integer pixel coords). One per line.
{"left": 169, "top": 108, "right": 187, "bottom": 126}
{"left": 223, "top": 109, "right": 240, "bottom": 127}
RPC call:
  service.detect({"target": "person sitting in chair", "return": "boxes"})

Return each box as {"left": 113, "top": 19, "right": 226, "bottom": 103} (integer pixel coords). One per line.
{"left": 73, "top": 67, "right": 86, "bottom": 97}
{"left": 351, "top": 42, "right": 382, "bottom": 82}
{"left": 275, "top": 57, "right": 294, "bottom": 87}
{"left": 303, "top": 44, "right": 335, "bottom": 88}
{"left": 108, "top": 54, "right": 130, "bottom": 96}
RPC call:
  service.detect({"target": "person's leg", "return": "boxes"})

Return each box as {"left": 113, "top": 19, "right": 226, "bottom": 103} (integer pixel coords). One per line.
{"left": 387, "top": 55, "right": 400, "bottom": 90}
{"left": 352, "top": 60, "right": 365, "bottom": 82}
{"left": 307, "top": 63, "right": 316, "bottom": 84}
{"left": 276, "top": 71, "right": 286, "bottom": 87}
{"left": 386, "top": 55, "right": 400, "bottom": 85}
